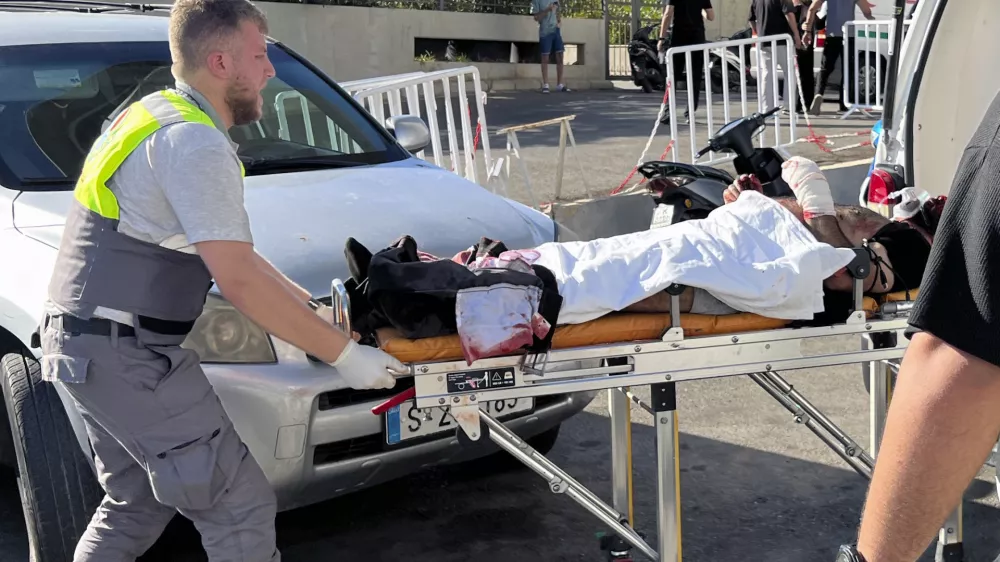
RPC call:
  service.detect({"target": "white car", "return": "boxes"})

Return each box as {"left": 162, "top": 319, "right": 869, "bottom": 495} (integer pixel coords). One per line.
{"left": 0, "top": 3, "right": 595, "bottom": 560}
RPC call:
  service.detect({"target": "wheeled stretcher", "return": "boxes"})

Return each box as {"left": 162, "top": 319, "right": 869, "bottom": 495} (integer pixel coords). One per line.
{"left": 334, "top": 248, "right": 965, "bottom": 562}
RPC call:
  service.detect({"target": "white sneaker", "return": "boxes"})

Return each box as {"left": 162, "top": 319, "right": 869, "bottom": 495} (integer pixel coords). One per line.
{"left": 809, "top": 94, "right": 824, "bottom": 115}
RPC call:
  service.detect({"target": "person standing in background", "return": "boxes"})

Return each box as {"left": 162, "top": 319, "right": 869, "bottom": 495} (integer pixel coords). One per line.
{"left": 657, "top": 0, "right": 714, "bottom": 125}
{"left": 748, "top": 0, "right": 803, "bottom": 114}
{"left": 531, "top": 0, "right": 571, "bottom": 93}
{"left": 792, "top": 0, "right": 815, "bottom": 114}
{"left": 802, "top": 0, "right": 873, "bottom": 115}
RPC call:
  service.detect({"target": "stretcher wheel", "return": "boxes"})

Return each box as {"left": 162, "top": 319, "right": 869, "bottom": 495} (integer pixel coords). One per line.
{"left": 598, "top": 529, "right": 645, "bottom": 561}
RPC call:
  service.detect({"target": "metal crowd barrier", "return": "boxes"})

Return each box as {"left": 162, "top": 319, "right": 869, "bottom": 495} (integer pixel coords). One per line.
{"left": 664, "top": 33, "right": 797, "bottom": 165}
{"left": 840, "top": 19, "right": 914, "bottom": 119}
{"left": 344, "top": 66, "right": 492, "bottom": 186}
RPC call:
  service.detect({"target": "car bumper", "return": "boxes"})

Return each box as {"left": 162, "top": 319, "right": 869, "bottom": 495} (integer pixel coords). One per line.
{"left": 203, "top": 349, "right": 596, "bottom": 512}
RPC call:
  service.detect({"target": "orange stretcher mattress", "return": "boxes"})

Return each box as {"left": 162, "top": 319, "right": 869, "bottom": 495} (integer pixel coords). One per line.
{"left": 377, "top": 290, "right": 919, "bottom": 364}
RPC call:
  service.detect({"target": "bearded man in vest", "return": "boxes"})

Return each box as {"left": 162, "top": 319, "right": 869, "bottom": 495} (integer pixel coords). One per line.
{"left": 38, "top": 0, "right": 408, "bottom": 559}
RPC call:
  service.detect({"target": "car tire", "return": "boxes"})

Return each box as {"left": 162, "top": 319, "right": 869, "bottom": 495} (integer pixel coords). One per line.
{"left": 846, "top": 48, "right": 886, "bottom": 108}
{"left": 1, "top": 348, "right": 103, "bottom": 562}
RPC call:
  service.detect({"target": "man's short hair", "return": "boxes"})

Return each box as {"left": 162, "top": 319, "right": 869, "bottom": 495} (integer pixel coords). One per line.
{"left": 169, "top": 0, "right": 269, "bottom": 75}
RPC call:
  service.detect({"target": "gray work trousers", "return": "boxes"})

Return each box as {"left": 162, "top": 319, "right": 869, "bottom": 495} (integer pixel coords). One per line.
{"left": 39, "top": 317, "right": 280, "bottom": 562}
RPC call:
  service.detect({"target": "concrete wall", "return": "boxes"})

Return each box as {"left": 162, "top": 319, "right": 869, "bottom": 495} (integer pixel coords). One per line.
{"left": 256, "top": 2, "right": 610, "bottom": 90}
{"left": 706, "top": 0, "right": 752, "bottom": 39}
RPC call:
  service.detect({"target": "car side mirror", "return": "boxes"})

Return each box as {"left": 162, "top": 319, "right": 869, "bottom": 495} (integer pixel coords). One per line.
{"left": 385, "top": 115, "right": 431, "bottom": 154}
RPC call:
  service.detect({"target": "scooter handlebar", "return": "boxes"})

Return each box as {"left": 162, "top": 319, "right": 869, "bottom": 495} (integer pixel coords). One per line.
{"left": 761, "top": 105, "right": 782, "bottom": 118}
{"left": 697, "top": 106, "right": 784, "bottom": 158}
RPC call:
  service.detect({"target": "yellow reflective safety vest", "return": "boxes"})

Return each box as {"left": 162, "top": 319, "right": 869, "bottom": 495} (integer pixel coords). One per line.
{"left": 48, "top": 89, "right": 239, "bottom": 324}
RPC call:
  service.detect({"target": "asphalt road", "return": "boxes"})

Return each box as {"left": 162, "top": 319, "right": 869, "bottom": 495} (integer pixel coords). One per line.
{"left": 2, "top": 87, "right": 998, "bottom": 562}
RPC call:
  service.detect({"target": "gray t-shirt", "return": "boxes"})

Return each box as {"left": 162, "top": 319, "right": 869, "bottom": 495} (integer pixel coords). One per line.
{"left": 93, "top": 82, "right": 252, "bottom": 324}
{"left": 531, "top": 0, "right": 559, "bottom": 37}
{"left": 110, "top": 120, "right": 252, "bottom": 254}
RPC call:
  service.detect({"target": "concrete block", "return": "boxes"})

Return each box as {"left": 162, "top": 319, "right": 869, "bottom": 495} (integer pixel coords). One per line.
{"left": 543, "top": 192, "right": 656, "bottom": 242}
{"left": 485, "top": 79, "right": 520, "bottom": 92}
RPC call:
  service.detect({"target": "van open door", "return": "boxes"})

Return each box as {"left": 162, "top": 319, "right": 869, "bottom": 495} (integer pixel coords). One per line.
{"left": 875, "top": 0, "right": 1000, "bottom": 201}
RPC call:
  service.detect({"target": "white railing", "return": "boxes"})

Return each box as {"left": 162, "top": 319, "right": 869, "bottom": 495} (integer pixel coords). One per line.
{"left": 663, "top": 33, "right": 797, "bottom": 165}
{"left": 841, "top": 19, "right": 913, "bottom": 117}
{"left": 340, "top": 72, "right": 430, "bottom": 92}
{"left": 343, "top": 66, "right": 491, "bottom": 187}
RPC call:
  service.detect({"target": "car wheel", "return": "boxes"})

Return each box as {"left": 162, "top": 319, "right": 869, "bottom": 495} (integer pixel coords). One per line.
{"left": 1, "top": 348, "right": 103, "bottom": 562}
{"left": 846, "top": 50, "right": 886, "bottom": 107}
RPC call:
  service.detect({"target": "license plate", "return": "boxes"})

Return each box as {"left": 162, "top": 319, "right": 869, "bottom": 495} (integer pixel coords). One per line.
{"left": 385, "top": 398, "right": 534, "bottom": 445}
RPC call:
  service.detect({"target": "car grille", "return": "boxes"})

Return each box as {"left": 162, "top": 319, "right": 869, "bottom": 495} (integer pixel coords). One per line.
{"left": 317, "top": 376, "right": 415, "bottom": 410}
{"left": 313, "top": 434, "right": 384, "bottom": 465}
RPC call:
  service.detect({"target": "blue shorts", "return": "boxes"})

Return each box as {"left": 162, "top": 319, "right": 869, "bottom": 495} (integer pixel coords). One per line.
{"left": 539, "top": 28, "right": 564, "bottom": 56}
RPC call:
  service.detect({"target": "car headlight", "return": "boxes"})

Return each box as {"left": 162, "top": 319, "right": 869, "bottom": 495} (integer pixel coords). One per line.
{"left": 181, "top": 293, "right": 277, "bottom": 364}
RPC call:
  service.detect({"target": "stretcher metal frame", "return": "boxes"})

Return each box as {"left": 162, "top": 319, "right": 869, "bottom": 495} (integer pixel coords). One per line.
{"left": 334, "top": 248, "right": 965, "bottom": 562}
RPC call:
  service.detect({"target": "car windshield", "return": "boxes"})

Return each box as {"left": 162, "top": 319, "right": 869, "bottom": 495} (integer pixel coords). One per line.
{"left": 0, "top": 40, "right": 408, "bottom": 190}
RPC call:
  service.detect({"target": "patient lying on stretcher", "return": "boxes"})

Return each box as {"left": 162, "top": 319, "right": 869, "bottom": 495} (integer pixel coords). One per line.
{"left": 345, "top": 157, "right": 942, "bottom": 364}
{"left": 623, "top": 157, "right": 936, "bottom": 322}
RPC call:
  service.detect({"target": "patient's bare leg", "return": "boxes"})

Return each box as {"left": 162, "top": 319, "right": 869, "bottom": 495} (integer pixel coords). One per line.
{"left": 623, "top": 288, "right": 695, "bottom": 313}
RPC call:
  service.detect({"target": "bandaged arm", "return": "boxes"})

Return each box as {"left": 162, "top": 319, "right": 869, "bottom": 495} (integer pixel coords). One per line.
{"left": 780, "top": 157, "right": 894, "bottom": 293}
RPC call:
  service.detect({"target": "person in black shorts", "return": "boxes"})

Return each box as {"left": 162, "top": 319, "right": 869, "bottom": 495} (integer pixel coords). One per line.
{"left": 657, "top": 0, "right": 714, "bottom": 124}
{"left": 836, "top": 90, "right": 1000, "bottom": 561}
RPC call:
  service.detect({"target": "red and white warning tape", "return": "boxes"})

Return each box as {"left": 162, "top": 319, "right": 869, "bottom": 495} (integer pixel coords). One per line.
{"left": 610, "top": 83, "right": 675, "bottom": 196}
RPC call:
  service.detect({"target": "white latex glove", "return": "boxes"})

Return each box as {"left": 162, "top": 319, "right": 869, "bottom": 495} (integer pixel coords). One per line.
{"left": 781, "top": 156, "right": 835, "bottom": 219}
{"left": 330, "top": 339, "right": 408, "bottom": 390}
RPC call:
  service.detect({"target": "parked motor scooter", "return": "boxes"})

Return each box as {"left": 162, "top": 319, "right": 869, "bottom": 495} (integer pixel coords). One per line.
{"left": 708, "top": 27, "right": 755, "bottom": 93}
{"left": 638, "top": 106, "right": 794, "bottom": 227}
{"left": 628, "top": 22, "right": 666, "bottom": 93}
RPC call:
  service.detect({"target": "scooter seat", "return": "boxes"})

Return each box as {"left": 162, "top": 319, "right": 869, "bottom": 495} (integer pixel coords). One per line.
{"left": 638, "top": 160, "right": 735, "bottom": 185}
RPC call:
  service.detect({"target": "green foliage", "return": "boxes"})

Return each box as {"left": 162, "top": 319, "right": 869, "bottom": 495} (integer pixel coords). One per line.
{"left": 263, "top": 0, "right": 662, "bottom": 22}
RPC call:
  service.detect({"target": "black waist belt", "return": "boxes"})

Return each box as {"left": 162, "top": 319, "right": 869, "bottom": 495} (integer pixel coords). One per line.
{"left": 47, "top": 315, "right": 195, "bottom": 338}
{"left": 49, "top": 314, "right": 135, "bottom": 338}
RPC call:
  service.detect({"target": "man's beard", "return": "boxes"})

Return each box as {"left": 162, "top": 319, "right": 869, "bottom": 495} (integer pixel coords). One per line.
{"left": 226, "top": 80, "right": 260, "bottom": 127}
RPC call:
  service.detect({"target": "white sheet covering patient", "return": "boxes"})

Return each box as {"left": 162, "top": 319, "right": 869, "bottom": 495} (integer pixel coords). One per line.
{"left": 530, "top": 189, "right": 858, "bottom": 324}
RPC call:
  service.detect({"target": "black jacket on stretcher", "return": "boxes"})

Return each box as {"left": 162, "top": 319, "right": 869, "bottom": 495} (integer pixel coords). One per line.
{"left": 343, "top": 235, "right": 563, "bottom": 349}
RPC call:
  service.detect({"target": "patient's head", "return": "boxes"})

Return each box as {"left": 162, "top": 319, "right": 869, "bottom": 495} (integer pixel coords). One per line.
{"left": 773, "top": 197, "right": 890, "bottom": 245}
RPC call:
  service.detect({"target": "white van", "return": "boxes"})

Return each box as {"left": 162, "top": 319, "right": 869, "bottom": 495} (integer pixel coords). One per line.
{"left": 876, "top": 0, "right": 995, "bottom": 201}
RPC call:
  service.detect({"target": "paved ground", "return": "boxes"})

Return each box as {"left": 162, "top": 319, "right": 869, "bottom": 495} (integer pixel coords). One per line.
{"left": 461, "top": 84, "right": 879, "bottom": 207}
{"left": 2, "top": 87, "right": 999, "bottom": 562}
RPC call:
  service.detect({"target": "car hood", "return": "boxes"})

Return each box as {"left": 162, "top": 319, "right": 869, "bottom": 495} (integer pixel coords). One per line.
{"left": 12, "top": 163, "right": 554, "bottom": 297}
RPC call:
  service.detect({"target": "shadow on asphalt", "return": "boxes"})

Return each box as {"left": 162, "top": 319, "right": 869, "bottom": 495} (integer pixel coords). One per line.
{"left": 1, "top": 408, "right": 995, "bottom": 561}
{"left": 479, "top": 90, "right": 748, "bottom": 149}
{"left": 0, "top": 410, "right": 984, "bottom": 562}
